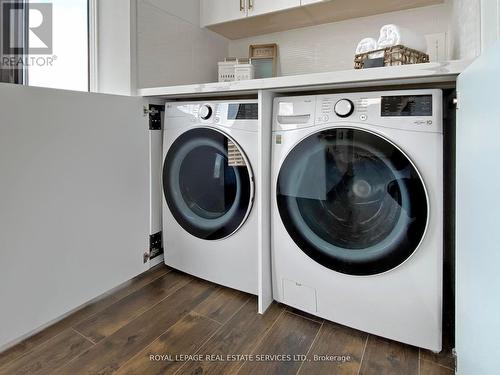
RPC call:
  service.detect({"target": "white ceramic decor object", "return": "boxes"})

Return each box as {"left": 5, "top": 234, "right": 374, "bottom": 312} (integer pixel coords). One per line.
{"left": 356, "top": 37, "right": 378, "bottom": 54}
{"left": 377, "top": 24, "right": 427, "bottom": 52}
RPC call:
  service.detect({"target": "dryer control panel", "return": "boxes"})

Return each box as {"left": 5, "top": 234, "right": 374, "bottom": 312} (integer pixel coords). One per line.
{"left": 274, "top": 89, "right": 443, "bottom": 134}
{"left": 165, "top": 100, "right": 259, "bottom": 132}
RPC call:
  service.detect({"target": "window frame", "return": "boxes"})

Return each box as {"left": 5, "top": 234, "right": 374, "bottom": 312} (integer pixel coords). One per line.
{"left": 88, "top": 0, "right": 97, "bottom": 92}
{"left": 1, "top": 0, "right": 92, "bottom": 91}
{"left": 0, "top": 0, "right": 29, "bottom": 84}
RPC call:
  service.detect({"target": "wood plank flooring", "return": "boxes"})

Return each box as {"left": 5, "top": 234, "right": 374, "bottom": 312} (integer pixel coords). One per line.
{"left": 0, "top": 264, "right": 454, "bottom": 375}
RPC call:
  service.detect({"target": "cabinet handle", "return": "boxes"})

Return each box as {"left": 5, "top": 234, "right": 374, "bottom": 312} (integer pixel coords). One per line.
{"left": 248, "top": 0, "right": 253, "bottom": 9}
{"left": 240, "top": 0, "right": 245, "bottom": 11}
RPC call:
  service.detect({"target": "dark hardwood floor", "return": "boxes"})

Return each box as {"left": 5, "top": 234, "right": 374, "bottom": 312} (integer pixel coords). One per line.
{"left": 0, "top": 264, "right": 454, "bottom": 375}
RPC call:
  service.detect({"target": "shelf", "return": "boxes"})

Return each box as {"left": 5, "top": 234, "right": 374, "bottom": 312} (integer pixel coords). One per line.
{"left": 138, "top": 60, "right": 469, "bottom": 99}
{"left": 206, "top": 0, "right": 445, "bottom": 40}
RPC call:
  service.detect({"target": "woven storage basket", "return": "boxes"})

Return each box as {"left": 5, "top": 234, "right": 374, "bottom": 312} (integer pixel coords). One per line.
{"left": 354, "top": 45, "right": 429, "bottom": 69}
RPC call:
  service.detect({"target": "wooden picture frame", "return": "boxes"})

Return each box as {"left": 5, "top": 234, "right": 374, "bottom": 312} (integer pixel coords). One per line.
{"left": 249, "top": 43, "right": 278, "bottom": 78}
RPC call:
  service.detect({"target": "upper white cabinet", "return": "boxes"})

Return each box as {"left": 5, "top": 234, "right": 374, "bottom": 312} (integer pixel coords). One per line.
{"left": 247, "top": 0, "right": 300, "bottom": 17}
{"left": 202, "top": 0, "right": 446, "bottom": 40}
{"left": 201, "top": 0, "right": 247, "bottom": 27}
{"left": 201, "top": 0, "right": 300, "bottom": 26}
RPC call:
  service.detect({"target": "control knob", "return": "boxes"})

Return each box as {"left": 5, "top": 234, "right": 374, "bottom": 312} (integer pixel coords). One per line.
{"left": 200, "top": 104, "right": 213, "bottom": 120}
{"left": 334, "top": 99, "right": 354, "bottom": 118}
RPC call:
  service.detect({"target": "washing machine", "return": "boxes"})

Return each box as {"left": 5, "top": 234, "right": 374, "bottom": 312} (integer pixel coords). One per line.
{"left": 162, "top": 100, "right": 258, "bottom": 294}
{"left": 271, "top": 90, "right": 443, "bottom": 351}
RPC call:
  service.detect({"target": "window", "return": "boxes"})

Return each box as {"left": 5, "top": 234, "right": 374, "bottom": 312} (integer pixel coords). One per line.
{"left": 0, "top": 0, "right": 89, "bottom": 91}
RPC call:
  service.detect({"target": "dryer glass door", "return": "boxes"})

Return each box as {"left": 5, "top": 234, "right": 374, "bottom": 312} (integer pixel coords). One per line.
{"left": 277, "top": 128, "right": 428, "bottom": 275}
{"left": 163, "top": 128, "right": 253, "bottom": 240}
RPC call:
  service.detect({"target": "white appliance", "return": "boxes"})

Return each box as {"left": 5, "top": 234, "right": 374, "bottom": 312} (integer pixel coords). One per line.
{"left": 162, "top": 100, "right": 259, "bottom": 294}
{"left": 271, "top": 90, "right": 443, "bottom": 351}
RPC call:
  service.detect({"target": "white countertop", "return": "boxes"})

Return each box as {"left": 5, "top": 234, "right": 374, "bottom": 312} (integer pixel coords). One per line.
{"left": 138, "top": 60, "right": 470, "bottom": 99}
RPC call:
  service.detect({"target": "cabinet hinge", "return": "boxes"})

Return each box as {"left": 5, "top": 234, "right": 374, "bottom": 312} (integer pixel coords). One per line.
{"left": 144, "top": 104, "right": 165, "bottom": 130}
{"left": 453, "top": 92, "right": 460, "bottom": 109}
{"left": 143, "top": 231, "right": 164, "bottom": 263}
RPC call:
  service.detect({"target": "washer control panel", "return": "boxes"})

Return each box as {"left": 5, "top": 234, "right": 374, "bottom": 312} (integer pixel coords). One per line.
{"left": 274, "top": 90, "right": 442, "bottom": 133}
{"left": 315, "top": 90, "right": 442, "bottom": 133}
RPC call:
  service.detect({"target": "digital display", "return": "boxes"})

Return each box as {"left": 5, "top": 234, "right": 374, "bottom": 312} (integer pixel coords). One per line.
{"left": 381, "top": 95, "right": 433, "bottom": 117}
{"left": 228, "top": 103, "right": 258, "bottom": 120}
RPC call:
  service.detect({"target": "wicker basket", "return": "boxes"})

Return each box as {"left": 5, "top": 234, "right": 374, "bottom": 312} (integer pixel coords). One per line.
{"left": 354, "top": 45, "right": 429, "bottom": 69}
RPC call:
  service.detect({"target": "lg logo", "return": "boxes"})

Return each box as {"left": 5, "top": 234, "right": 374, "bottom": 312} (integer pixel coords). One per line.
{"left": 2, "top": 1, "right": 52, "bottom": 55}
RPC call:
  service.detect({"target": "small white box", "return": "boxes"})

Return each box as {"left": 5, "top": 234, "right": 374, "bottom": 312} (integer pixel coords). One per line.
{"left": 218, "top": 59, "right": 237, "bottom": 82}
{"left": 234, "top": 64, "right": 255, "bottom": 81}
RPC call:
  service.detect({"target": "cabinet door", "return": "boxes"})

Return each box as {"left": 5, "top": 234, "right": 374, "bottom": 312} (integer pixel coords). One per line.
{"left": 0, "top": 83, "right": 151, "bottom": 349}
{"left": 247, "top": 0, "right": 300, "bottom": 17}
{"left": 456, "top": 41, "right": 500, "bottom": 375}
{"left": 201, "top": 0, "right": 247, "bottom": 26}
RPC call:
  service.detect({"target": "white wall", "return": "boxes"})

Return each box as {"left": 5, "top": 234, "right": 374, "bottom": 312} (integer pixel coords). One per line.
{"left": 450, "top": 0, "right": 482, "bottom": 60}
{"left": 481, "top": 0, "right": 500, "bottom": 52}
{"left": 0, "top": 83, "right": 150, "bottom": 349}
{"left": 96, "top": 0, "right": 137, "bottom": 95}
{"left": 228, "top": 4, "right": 452, "bottom": 76}
{"left": 133, "top": 0, "right": 484, "bottom": 86}
{"left": 137, "top": 0, "right": 229, "bottom": 88}
{"left": 132, "top": 0, "right": 485, "bottom": 86}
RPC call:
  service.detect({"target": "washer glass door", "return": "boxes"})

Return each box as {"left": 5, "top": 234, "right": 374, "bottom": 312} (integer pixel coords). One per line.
{"left": 163, "top": 128, "right": 253, "bottom": 240}
{"left": 277, "top": 128, "right": 428, "bottom": 275}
